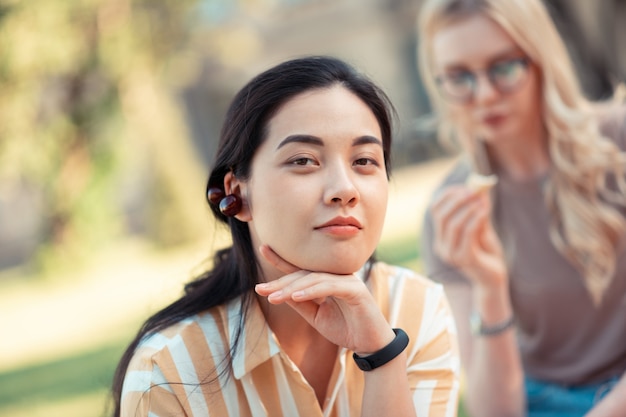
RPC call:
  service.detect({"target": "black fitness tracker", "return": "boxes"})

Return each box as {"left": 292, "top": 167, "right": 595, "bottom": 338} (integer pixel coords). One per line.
{"left": 352, "top": 328, "right": 410, "bottom": 371}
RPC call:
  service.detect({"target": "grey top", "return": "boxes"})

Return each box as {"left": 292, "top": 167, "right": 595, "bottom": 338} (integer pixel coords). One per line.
{"left": 421, "top": 112, "right": 626, "bottom": 385}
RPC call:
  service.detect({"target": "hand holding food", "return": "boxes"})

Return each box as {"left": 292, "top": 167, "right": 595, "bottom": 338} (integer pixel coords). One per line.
{"left": 465, "top": 172, "right": 498, "bottom": 193}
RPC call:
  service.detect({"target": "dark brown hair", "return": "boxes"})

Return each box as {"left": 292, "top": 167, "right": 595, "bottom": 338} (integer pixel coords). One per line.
{"left": 110, "top": 55, "right": 396, "bottom": 416}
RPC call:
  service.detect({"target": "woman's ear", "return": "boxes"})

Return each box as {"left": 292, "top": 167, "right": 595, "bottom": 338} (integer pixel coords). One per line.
{"left": 223, "top": 171, "right": 252, "bottom": 222}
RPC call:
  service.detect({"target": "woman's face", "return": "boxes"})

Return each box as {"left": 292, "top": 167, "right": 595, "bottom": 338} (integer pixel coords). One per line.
{"left": 431, "top": 13, "right": 542, "bottom": 143}
{"left": 236, "top": 85, "right": 388, "bottom": 278}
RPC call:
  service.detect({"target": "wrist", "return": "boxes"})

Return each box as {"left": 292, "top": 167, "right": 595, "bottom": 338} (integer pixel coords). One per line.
{"left": 473, "top": 280, "right": 513, "bottom": 325}
{"left": 472, "top": 268, "right": 508, "bottom": 293}
{"left": 353, "top": 328, "right": 409, "bottom": 371}
{"left": 355, "top": 328, "right": 396, "bottom": 357}
{"left": 465, "top": 266, "right": 507, "bottom": 287}
{"left": 470, "top": 310, "right": 515, "bottom": 336}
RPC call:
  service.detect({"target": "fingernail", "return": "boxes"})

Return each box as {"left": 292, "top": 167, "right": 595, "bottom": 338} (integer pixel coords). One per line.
{"left": 268, "top": 290, "right": 282, "bottom": 300}
{"left": 292, "top": 290, "right": 305, "bottom": 299}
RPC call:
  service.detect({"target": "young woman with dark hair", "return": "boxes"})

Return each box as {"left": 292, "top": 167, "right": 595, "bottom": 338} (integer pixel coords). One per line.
{"left": 111, "top": 56, "right": 459, "bottom": 417}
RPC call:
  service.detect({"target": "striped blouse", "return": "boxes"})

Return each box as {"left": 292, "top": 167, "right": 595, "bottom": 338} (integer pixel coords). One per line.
{"left": 121, "top": 262, "right": 460, "bottom": 417}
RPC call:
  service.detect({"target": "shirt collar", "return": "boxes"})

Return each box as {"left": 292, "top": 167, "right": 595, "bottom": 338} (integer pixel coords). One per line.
{"left": 227, "top": 295, "right": 281, "bottom": 379}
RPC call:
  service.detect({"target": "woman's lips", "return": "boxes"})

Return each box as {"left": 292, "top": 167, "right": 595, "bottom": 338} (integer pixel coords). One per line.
{"left": 482, "top": 114, "right": 507, "bottom": 127}
{"left": 316, "top": 224, "right": 360, "bottom": 236}
{"left": 315, "top": 217, "right": 362, "bottom": 236}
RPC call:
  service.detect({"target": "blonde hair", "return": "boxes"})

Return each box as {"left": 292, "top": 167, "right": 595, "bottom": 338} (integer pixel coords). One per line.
{"left": 418, "top": 0, "right": 626, "bottom": 305}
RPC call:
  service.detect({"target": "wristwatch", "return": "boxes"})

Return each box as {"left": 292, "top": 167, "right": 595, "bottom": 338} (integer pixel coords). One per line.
{"left": 470, "top": 311, "right": 514, "bottom": 336}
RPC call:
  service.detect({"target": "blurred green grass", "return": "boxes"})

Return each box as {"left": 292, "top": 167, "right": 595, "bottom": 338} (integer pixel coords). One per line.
{"left": 0, "top": 344, "right": 123, "bottom": 405}
{"left": 377, "top": 235, "right": 423, "bottom": 272}
{"left": 0, "top": 344, "right": 125, "bottom": 417}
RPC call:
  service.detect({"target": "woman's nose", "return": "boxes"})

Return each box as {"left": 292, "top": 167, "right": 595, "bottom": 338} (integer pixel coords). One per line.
{"left": 324, "top": 165, "right": 360, "bottom": 206}
{"left": 473, "top": 73, "right": 500, "bottom": 104}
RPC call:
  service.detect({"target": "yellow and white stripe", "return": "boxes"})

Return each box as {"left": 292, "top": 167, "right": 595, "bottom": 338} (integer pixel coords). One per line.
{"left": 121, "top": 262, "right": 460, "bottom": 417}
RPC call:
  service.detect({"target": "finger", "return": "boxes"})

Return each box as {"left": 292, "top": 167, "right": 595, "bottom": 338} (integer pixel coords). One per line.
{"left": 431, "top": 187, "right": 473, "bottom": 243}
{"left": 435, "top": 193, "right": 484, "bottom": 262}
{"left": 432, "top": 181, "right": 489, "bottom": 214}
{"left": 455, "top": 196, "right": 491, "bottom": 258}
{"left": 288, "top": 276, "right": 365, "bottom": 305}
{"left": 430, "top": 185, "right": 466, "bottom": 213}
{"left": 443, "top": 194, "right": 485, "bottom": 248}
{"left": 259, "top": 244, "right": 300, "bottom": 274}
{"left": 254, "top": 270, "right": 309, "bottom": 296}
{"left": 476, "top": 198, "right": 502, "bottom": 253}
{"left": 263, "top": 272, "right": 363, "bottom": 305}
{"left": 435, "top": 187, "right": 484, "bottom": 226}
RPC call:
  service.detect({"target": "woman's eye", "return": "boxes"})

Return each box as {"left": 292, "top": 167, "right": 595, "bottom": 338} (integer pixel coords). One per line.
{"left": 354, "top": 157, "right": 379, "bottom": 167}
{"left": 493, "top": 62, "right": 514, "bottom": 75}
{"left": 492, "top": 59, "right": 523, "bottom": 78}
{"left": 447, "top": 72, "right": 472, "bottom": 86}
{"left": 290, "top": 157, "right": 316, "bottom": 166}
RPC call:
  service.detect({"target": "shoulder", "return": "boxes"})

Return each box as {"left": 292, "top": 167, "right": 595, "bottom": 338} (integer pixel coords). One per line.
{"left": 593, "top": 101, "right": 626, "bottom": 150}
{"left": 120, "top": 318, "right": 204, "bottom": 412}
{"left": 434, "top": 157, "right": 472, "bottom": 192}
{"left": 421, "top": 157, "right": 471, "bottom": 237}
{"left": 120, "top": 305, "right": 236, "bottom": 415}
{"left": 127, "top": 304, "right": 232, "bottom": 378}
{"left": 368, "top": 262, "right": 448, "bottom": 317}
{"left": 370, "top": 261, "right": 443, "bottom": 290}
{"left": 144, "top": 308, "right": 225, "bottom": 349}
{"left": 423, "top": 157, "right": 472, "bottom": 216}
{"left": 370, "top": 262, "right": 459, "bottom": 376}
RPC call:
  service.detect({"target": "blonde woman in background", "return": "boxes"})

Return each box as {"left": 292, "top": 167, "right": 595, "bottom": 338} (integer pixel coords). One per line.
{"left": 418, "top": 0, "right": 626, "bottom": 416}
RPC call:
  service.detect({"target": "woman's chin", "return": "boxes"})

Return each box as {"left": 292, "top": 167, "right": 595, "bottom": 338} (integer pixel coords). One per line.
{"left": 298, "top": 256, "right": 370, "bottom": 275}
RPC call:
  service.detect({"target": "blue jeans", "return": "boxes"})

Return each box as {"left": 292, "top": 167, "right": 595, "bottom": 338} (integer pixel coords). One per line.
{"left": 525, "top": 375, "right": 620, "bottom": 417}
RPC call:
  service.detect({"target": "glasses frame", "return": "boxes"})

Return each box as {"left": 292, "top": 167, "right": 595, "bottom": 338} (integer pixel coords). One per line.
{"left": 435, "top": 56, "right": 531, "bottom": 103}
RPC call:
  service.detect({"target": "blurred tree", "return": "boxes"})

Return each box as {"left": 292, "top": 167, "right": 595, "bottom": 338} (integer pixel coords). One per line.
{"left": 0, "top": 0, "right": 209, "bottom": 274}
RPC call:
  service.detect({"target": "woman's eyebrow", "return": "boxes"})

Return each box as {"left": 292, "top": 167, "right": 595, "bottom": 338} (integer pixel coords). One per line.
{"left": 276, "top": 134, "right": 323, "bottom": 149}
{"left": 277, "top": 134, "right": 382, "bottom": 149}
{"left": 442, "top": 47, "right": 524, "bottom": 70}
{"left": 488, "top": 48, "right": 526, "bottom": 62}
{"left": 353, "top": 135, "right": 383, "bottom": 147}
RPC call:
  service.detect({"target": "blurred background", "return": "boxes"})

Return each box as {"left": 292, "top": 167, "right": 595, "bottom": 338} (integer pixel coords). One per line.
{"left": 0, "top": 0, "right": 624, "bottom": 416}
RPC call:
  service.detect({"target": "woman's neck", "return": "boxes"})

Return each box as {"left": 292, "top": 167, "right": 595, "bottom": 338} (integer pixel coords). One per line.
{"left": 487, "top": 128, "right": 551, "bottom": 182}
{"left": 256, "top": 294, "right": 337, "bottom": 407}
{"left": 257, "top": 295, "right": 309, "bottom": 337}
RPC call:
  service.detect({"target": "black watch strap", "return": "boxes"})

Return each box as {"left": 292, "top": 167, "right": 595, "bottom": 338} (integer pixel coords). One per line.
{"left": 352, "top": 328, "right": 409, "bottom": 371}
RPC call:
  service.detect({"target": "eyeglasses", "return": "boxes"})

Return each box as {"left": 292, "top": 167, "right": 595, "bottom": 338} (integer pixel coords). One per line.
{"left": 435, "top": 57, "right": 531, "bottom": 103}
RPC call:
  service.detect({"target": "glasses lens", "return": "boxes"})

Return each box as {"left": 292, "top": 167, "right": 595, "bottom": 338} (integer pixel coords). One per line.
{"left": 438, "top": 72, "right": 474, "bottom": 101}
{"left": 490, "top": 58, "right": 528, "bottom": 92}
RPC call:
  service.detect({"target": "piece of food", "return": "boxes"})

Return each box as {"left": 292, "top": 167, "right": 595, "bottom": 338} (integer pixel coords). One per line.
{"left": 466, "top": 172, "right": 498, "bottom": 192}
